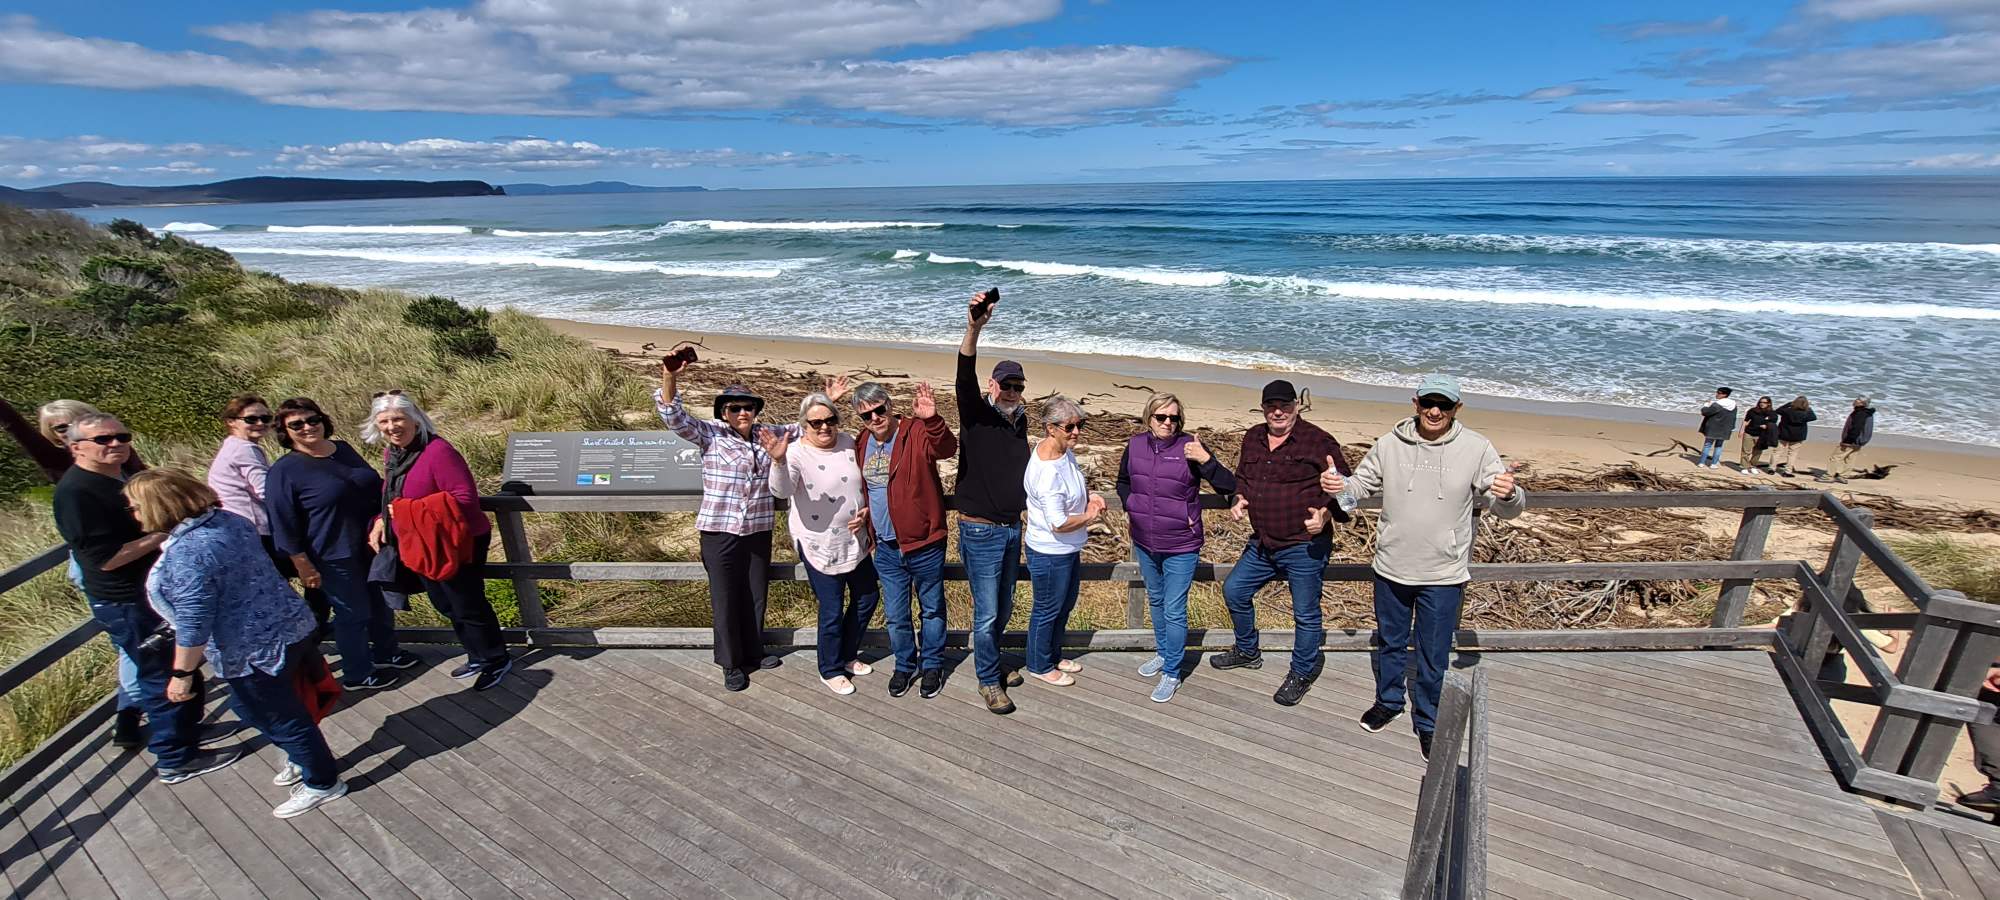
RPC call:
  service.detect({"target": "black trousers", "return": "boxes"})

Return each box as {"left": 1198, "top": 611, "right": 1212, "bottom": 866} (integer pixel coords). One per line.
{"left": 419, "top": 533, "right": 507, "bottom": 664}
{"left": 1976, "top": 689, "right": 2000, "bottom": 785}
{"left": 699, "top": 530, "right": 772, "bottom": 672}
{"left": 262, "top": 534, "right": 330, "bottom": 626}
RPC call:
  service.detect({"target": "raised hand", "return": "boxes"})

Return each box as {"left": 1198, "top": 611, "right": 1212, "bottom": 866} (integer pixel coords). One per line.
{"left": 1488, "top": 461, "right": 1518, "bottom": 500}
{"left": 1319, "top": 455, "right": 1345, "bottom": 495}
{"left": 1185, "top": 435, "right": 1210, "bottom": 464}
{"left": 1230, "top": 494, "right": 1250, "bottom": 522}
{"left": 757, "top": 427, "right": 789, "bottom": 462}
{"left": 825, "top": 373, "right": 849, "bottom": 402}
{"left": 967, "top": 290, "right": 996, "bottom": 327}
{"left": 913, "top": 381, "right": 937, "bottom": 419}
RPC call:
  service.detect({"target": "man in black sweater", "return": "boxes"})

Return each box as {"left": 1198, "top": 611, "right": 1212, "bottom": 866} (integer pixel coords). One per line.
{"left": 956, "top": 291, "right": 1032, "bottom": 714}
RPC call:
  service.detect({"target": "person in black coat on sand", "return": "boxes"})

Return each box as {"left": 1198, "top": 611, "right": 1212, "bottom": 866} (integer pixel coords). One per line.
{"left": 1772, "top": 396, "right": 1817, "bottom": 478}
{"left": 1739, "top": 396, "right": 1779, "bottom": 475}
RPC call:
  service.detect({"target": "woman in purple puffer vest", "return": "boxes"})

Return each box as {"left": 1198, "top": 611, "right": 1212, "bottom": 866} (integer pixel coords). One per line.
{"left": 1115, "top": 393, "right": 1236, "bottom": 703}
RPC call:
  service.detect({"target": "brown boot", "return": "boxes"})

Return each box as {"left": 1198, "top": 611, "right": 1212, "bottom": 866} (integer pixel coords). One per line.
{"left": 979, "top": 684, "right": 1015, "bottom": 715}
{"left": 1004, "top": 668, "right": 1024, "bottom": 688}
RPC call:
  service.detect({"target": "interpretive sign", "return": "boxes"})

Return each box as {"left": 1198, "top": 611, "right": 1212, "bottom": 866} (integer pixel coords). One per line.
{"left": 499, "top": 431, "right": 704, "bottom": 494}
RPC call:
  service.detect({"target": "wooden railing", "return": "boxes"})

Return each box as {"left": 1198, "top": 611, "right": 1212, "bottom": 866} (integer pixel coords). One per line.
{"left": 0, "top": 547, "right": 112, "bottom": 799}
{"left": 1403, "top": 666, "right": 1488, "bottom": 900}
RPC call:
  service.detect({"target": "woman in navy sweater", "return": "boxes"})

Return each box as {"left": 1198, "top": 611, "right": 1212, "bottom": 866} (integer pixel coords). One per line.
{"left": 266, "top": 397, "right": 417, "bottom": 690}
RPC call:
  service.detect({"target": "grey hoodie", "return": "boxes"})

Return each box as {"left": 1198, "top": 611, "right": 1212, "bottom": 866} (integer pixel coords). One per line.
{"left": 1339, "top": 417, "right": 1526, "bottom": 586}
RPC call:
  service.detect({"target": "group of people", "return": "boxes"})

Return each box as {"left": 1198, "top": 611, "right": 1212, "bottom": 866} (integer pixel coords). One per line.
{"left": 37, "top": 390, "right": 510, "bottom": 818}
{"left": 1696, "top": 387, "right": 1876, "bottom": 483}
{"left": 664, "top": 291, "right": 1524, "bottom": 757}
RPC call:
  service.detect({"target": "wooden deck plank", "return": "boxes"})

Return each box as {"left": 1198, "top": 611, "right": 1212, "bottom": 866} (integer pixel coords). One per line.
{"left": 1506, "top": 652, "right": 1817, "bottom": 729}
{"left": 80, "top": 742, "right": 218, "bottom": 900}
{"left": 43, "top": 751, "right": 167, "bottom": 900}
{"left": 84, "top": 736, "right": 267, "bottom": 900}
{"left": 1911, "top": 814, "right": 1987, "bottom": 900}
{"left": 1877, "top": 813, "right": 1953, "bottom": 899}
{"left": 17, "top": 768, "right": 117, "bottom": 900}
{"left": 1941, "top": 828, "right": 2000, "bottom": 899}
{"left": 218, "top": 735, "right": 416, "bottom": 900}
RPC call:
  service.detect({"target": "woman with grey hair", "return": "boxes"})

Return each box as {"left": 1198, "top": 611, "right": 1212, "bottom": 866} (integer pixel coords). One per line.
{"left": 764, "top": 393, "right": 879, "bottom": 695}
{"left": 1022, "top": 396, "right": 1105, "bottom": 687}
{"left": 364, "top": 390, "right": 511, "bottom": 691}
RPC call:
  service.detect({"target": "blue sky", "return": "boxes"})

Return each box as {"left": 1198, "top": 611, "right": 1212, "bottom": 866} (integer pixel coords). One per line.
{"left": 1, "top": 0, "right": 1996, "bottom": 188}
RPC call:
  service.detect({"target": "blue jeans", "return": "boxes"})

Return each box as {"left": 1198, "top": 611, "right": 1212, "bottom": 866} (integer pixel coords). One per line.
{"left": 959, "top": 520, "right": 1022, "bottom": 687}
{"left": 88, "top": 600, "right": 201, "bottom": 769}
{"left": 1137, "top": 547, "right": 1197, "bottom": 676}
{"left": 1698, "top": 438, "right": 1727, "bottom": 466}
{"left": 1221, "top": 536, "right": 1331, "bottom": 677}
{"left": 803, "top": 556, "right": 881, "bottom": 680}
{"left": 1370, "top": 576, "right": 1465, "bottom": 735}
{"left": 228, "top": 639, "right": 339, "bottom": 790}
{"left": 876, "top": 541, "right": 947, "bottom": 674}
{"left": 72, "top": 556, "right": 141, "bottom": 710}
{"left": 318, "top": 556, "right": 400, "bottom": 684}
{"left": 1025, "top": 548, "right": 1082, "bottom": 675}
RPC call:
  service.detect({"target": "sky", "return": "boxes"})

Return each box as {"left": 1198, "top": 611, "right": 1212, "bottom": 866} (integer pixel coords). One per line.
{"left": 1, "top": 0, "right": 1997, "bottom": 188}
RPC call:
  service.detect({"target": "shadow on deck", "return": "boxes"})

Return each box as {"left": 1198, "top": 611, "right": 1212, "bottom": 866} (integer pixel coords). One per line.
{"left": 0, "top": 646, "right": 1938, "bottom": 899}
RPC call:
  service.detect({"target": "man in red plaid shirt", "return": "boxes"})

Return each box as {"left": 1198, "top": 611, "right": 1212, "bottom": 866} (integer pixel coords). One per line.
{"left": 1209, "top": 379, "right": 1351, "bottom": 707}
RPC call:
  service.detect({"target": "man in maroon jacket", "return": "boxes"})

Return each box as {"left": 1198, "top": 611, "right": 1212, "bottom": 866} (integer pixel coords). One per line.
{"left": 1210, "top": 379, "right": 1351, "bottom": 707}
{"left": 851, "top": 381, "right": 959, "bottom": 699}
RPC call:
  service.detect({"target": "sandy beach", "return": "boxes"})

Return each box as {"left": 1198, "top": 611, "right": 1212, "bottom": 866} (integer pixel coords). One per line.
{"left": 546, "top": 315, "right": 2000, "bottom": 513}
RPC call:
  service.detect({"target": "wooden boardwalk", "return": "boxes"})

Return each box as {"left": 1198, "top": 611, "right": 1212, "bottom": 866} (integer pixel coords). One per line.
{"left": 0, "top": 646, "right": 1935, "bottom": 899}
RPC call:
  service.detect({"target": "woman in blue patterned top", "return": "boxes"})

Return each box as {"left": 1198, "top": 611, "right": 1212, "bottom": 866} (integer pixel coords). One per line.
{"left": 129, "top": 469, "right": 349, "bottom": 820}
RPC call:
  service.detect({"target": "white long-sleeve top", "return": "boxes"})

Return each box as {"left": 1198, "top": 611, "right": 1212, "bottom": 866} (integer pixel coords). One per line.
{"left": 1023, "top": 448, "right": 1089, "bottom": 555}
{"left": 768, "top": 435, "right": 867, "bottom": 574}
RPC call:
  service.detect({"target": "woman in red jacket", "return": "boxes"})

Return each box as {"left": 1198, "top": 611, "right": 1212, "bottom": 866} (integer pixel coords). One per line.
{"left": 365, "top": 391, "right": 511, "bottom": 691}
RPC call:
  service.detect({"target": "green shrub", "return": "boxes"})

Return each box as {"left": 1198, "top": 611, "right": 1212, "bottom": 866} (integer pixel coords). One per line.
{"left": 67, "top": 282, "right": 190, "bottom": 328}
{"left": 433, "top": 325, "right": 504, "bottom": 361}
{"left": 0, "top": 326, "right": 241, "bottom": 446}
{"left": 105, "top": 219, "right": 155, "bottom": 244}
{"left": 404, "top": 295, "right": 489, "bottom": 332}
{"left": 80, "top": 255, "right": 172, "bottom": 289}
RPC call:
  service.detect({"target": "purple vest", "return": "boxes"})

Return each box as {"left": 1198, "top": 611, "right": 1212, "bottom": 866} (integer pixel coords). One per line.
{"left": 1125, "top": 433, "right": 1203, "bottom": 555}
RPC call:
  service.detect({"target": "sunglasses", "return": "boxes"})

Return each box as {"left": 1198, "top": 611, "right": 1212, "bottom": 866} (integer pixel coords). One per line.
{"left": 999, "top": 380, "right": 1026, "bottom": 392}
{"left": 1151, "top": 413, "right": 1182, "bottom": 425}
{"left": 1417, "top": 396, "right": 1458, "bottom": 412}
{"left": 805, "top": 416, "right": 840, "bottom": 429}
{"left": 371, "top": 389, "right": 406, "bottom": 399}
{"left": 234, "top": 415, "right": 274, "bottom": 425}
{"left": 1261, "top": 400, "right": 1295, "bottom": 411}
{"left": 722, "top": 403, "right": 759, "bottom": 415}
{"left": 52, "top": 423, "right": 69, "bottom": 434}
{"left": 857, "top": 405, "right": 889, "bottom": 422}
{"left": 1054, "top": 421, "right": 1083, "bottom": 433}
{"left": 284, "top": 415, "right": 330, "bottom": 432}
{"left": 83, "top": 433, "right": 134, "bottom": 446}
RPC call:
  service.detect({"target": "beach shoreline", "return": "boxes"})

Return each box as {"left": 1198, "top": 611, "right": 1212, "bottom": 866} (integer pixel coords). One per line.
{"left": 542, "top": 315, "right": 2000, "bottom": 511}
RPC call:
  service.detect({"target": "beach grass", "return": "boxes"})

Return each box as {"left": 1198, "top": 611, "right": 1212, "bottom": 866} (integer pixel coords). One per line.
{"left": 1887, "top": 535, "right": 2000, "bottom": 602}
{"left": 0, "top": 505, "right": 116, "bottom": 770}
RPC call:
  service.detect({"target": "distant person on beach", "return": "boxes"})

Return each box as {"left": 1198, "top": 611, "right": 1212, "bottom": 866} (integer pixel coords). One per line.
{"left": 51, "top": 413, "right": 211, "bottom": 779}
{"left": 1740, "top": 396, "right": 1779, "bottom": 475}
{"left": 846, "top": 381, "right": 957, "bottom": 700}
{"left": 1773, "top": 396, "right": 1817, "bottom": 478}
{"left": 1821, "top": 397, "right": 1875, "bottom": 484}
{"left": 129, "top": 468, "right": 348, "bottom": 818}
{"left": 1211, "top": 379, "right": 1351, "bottom": 709}
{"left": 366, "top": 391, "right": 511, "bottom": 692}
{"left": 957, "top": 289, "right": 1033, "bottom": 715}
{"left": 208, "top": 394, "right": 330, "bottom": 627}
{"left": 1117, "top": 392, "right": 1236, "bottom": 703}
{"left": 766, "top": 392, "right": 878, "bottom": 696}
{"left": 1696, "top": 387, "right": 1738, "bottom": 469}
{"left": 1324, "top": 374, "right": 1525, "bottom": 760}
{"left": 1023, "top": 397, "right": 1105, "bottom": 690}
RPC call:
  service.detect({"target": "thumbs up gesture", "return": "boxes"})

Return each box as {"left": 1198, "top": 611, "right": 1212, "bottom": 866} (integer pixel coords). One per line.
{"left": 1488, "top": 460, "right": 1518, "bottom": 500}
{"left": 1319, "top": 455, "right": 1345, "bottom": 495}
{"left": 1304, "top": 506, "right": 1330, "bottom": 536}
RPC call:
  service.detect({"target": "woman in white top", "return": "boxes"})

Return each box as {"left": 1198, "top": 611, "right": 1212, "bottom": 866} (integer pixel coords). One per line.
{"left": 765, "top": 392, "right": 879, "bottom": 695}
{"left": 1022, "top": 397, "right": 1106, "bottom": 686}
{"left": 206, "top": 393, "right": 329, "bottom": 625}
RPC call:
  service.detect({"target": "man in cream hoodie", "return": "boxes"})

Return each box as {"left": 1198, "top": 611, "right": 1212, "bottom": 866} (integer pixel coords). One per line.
{"left": 1321, "top": 374, "right": 1524, "bottom": 758}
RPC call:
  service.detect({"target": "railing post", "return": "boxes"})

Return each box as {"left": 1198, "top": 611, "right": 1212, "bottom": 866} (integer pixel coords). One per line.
{"left": 1790, "top": 507, "right": 1870, "bottom": 676}
{"left": 1710, "top": 488, "right": 1776, "bottom": 629}
{"left": 493, "top": 505, "right": 548, "bottom": 629}
{"left": 1125, "top": 546, "right": 1148, "bottom": 630}
{"left": 1864, "top": 591, "right": 2000, "bottom": 784}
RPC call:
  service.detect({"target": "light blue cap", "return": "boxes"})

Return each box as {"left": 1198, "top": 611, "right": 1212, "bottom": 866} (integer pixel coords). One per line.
{"left": 1416, "top": 373, "right": 1461, "bottom": 403}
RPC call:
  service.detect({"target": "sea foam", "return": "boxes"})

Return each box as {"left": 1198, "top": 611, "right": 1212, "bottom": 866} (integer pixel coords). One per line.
{"left": 664, "top": 220, "right": 943, "bottom": 232}
{"left": 161, "top": 222, "right": 220, "bottom": 233}
{"left": 266, "top": 225, "right": 473, "bottom": 234}
{"left": 217, "top": 246, "right": 790, "bottom": 278}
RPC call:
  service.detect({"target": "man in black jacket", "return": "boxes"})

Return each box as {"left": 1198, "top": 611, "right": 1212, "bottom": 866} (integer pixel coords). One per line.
{"left": 1822, "top": 397, "right": 1875, "bottom": 484}
{"left": 956, "top": 291, "right": 1031, "bottom": 715}
{"left": 1695, "top": 387, "right": 1737, "bottom": 469}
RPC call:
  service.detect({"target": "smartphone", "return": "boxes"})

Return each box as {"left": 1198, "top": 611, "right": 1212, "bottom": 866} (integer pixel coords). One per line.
{"left": 972, "top": 287, "right": 1000, "bottom": 318}
{"left": 662, "top": 344, "right": 698, "bottom": 372}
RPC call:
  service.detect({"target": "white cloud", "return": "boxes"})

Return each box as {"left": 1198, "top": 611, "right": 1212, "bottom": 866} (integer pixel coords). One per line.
{"left": 0, "top": 135, "right": 241, "bottom": 183}
{"left": 272, "top": 137, "right": 859, "bottom": 172}
{"left": 1906, "top": 151, "right": 2000, "bottom": 168}
{"left": 1564, "top": 96, "right": 1811, "bottom": 117}
{"left": 0, "top": 3, "right": 1230, "bottom": 127}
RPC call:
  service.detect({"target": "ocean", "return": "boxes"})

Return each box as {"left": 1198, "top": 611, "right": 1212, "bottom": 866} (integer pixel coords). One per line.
{"left": 86, "top": 177, "right": 2000, "bottom": 447}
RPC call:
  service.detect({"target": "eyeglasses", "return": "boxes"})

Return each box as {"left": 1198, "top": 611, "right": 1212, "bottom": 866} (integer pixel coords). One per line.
{"left": 284, "top": 415, "right": 329, "bottom": 432}
{"left": 1151, "top": 413, "right": 1182, "bottom": 425}
{"left": 52, "top": 423, "right": 69, "bottom": 434}
{"left": 722, "top": 403, "right": 758, "bottom": 415}
{"left": 1055, "top": 421, "right": 1083, "bottom": 433}
{"left": 234, "top": 415, "right": 274, "bottom": 425}
{"left": 371, "top": 389, "right": 405, "bottom": 399}
{"left": 1261, "top": 400, "right": 1295, "bottom": 411}
{"left": 999, "top": 380, "right": 1026, "bottom": 393}
{"left": 1417, "top": 396, "right": 1458, "bottom": 412}
{"left": 83, "top": 433, "right": 134, "bottom": 446}
{"left": 857, "top": 405, "right": 889, "bottom": 422}
{"left": 805, "top": 416, "right": 840, "bottom": 429}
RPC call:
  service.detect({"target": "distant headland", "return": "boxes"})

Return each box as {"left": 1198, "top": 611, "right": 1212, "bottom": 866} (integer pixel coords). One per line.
{"left": 0, "top": 176, "right": 507, "bottom": 209}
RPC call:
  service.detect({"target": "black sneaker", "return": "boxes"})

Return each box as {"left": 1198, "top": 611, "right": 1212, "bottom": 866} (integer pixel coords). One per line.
{"left": 888, "top": 670, "right": 914, "bottom": 697}
{"left": 1209, "top": 648, "right": 1263, "bottom": 670}
{"left": 1359, "top": 704, "right": 1403, "bottom": 733}
{"left": 342, "top": 673, "right": 396, "bottom": 691}
{"left": 1959, "top": 784, "right": 2000, "bottom": 813}
{"left": 198, "top": 722, "right": 248, "bottom": 748}
{"left": 1418, "top": 731, "right": 1434, "bottom": 761}
{"left": 111, "top": 707, "right": 143, "bottom": 749}
{"left": 919, "top": 668, "right": 944, "bottom": 699}
{"left": 1273, "top": 671, "right": 1314, "bottom": 706}
{"left": 759, "top": 655, "right": 782, "bottom": 670}
{"left": 449, "top": 659, "right": 483, "bottom": 679}
{"left": 375, "top": 651, "right": 422, "bottom": 671}
{"left": 158, "top": 748, "right": 243, "bottom": 785}
{"left": 472, "top": 656, "right": 512, "bottom": 692}
{"left": 723, "top": 668, "right": 749, "bottom": 692}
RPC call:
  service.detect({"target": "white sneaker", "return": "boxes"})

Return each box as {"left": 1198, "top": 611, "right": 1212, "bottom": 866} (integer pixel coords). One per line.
{"left": 1151, "top": 675, "right": 1181, "bottom": 703}
{"left": 844, "top": 659, "right": 873, "bottom": 677}
{"left": 273, "top": 762, "right": 303, "bottom": 787}
{"left": 273, "top": 780, "right": 347, "bottom": 819}
{"left": 1138, "top": 655, "right": 1164, "bottom": 677}
{"left": 823, "top": 675, "right": 855, "bottom": 695}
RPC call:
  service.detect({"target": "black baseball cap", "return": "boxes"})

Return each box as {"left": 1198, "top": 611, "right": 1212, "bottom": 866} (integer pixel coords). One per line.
{"left": 992, "top": 360, "right": 1025, "bottom": 383}
{"left": 1261, "top": 379, "right": 1298, "bottom": 404}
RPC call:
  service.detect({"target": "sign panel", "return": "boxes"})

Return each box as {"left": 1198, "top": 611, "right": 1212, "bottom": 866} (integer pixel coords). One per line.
{"left": 500, "top": 431, "right": 704, "bottom": 494}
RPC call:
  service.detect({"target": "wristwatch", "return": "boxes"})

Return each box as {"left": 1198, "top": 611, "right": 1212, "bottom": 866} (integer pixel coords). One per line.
{"left": 170, "top": 668, "right": 198, "bottom": 679}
